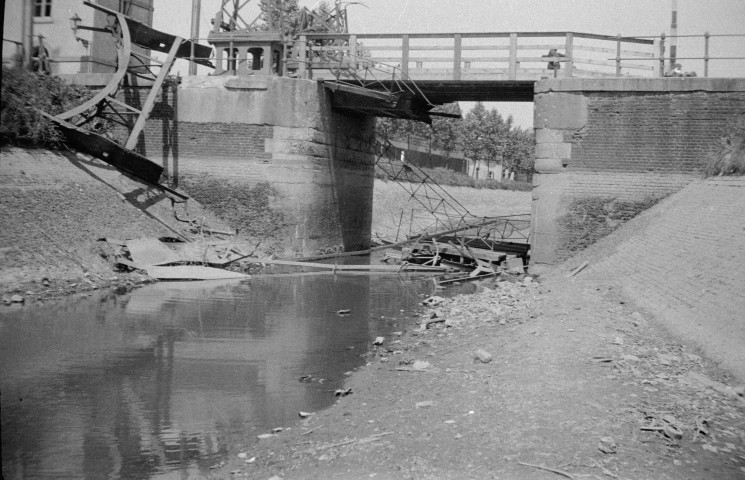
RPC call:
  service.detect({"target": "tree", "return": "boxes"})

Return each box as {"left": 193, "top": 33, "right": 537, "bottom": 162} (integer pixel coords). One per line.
{"left": 457, "top": 103, "right": 534, "bottom": 180}
{"left": 256, "top": 0, "right": 301, "bottom": 36}
{"left": 429, "top": 103, "right": 462, "bottom": 156}
{"left": 458, "top": 103, "right": 510, "bottom": 178}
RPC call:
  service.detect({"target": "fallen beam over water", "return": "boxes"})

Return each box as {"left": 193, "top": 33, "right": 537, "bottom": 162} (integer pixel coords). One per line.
{"left": 253, "top": 258, "right": 451, "bottom": 272}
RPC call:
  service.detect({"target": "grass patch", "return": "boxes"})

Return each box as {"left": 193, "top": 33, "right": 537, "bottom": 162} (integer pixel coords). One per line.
{"left": 705, "top": 117, "right": 745, "bottom": 176}
{"left": 179, "top": 176, "right": 287, "bottom": 252}
{"left": 375, "top": 164, "right": 532, "bottom": 191}
{"left": 558, "top": 196, "right": 664, "bottom": 254}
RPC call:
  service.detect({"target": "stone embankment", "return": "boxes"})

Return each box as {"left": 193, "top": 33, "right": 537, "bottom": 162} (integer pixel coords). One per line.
{"left": 549, "top": 176, "right": 745, "bottom": 381}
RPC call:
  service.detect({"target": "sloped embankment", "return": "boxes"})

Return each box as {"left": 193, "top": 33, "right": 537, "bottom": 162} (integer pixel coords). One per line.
{"left": 550, "top": 176, "right": 745, "bottom": 381}
{"left": 0, "top": 147, "right": 236, "bottom": 293}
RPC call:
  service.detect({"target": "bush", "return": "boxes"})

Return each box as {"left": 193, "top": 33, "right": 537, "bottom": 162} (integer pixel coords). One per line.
{"left": 0, "top": 67, "right": 97, "bottom": 147}
{"left": 558, "top": 195, "right": 664, "bottom": 255}
{"left": 705, "top": 118, "right": 745, "bottom": 176}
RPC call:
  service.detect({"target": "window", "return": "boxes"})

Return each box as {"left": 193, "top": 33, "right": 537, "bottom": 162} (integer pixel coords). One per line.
{"left": 34, "top": 0, "right": 52, "bottom": 17}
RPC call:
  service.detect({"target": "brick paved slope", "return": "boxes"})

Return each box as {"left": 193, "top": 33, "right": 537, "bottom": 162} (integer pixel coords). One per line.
{"left": 550, "top": 177, "right": 745, "bottom": 381}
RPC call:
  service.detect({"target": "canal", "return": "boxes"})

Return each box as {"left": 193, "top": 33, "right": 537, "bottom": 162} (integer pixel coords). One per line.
{"left": 1, "top": 271, "right": 447, "bottom": 479}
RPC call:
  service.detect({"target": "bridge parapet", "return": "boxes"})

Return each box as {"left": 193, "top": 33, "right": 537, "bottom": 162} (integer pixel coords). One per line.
{"left": 290, "top": 32, "right": 659, "bottom": 82}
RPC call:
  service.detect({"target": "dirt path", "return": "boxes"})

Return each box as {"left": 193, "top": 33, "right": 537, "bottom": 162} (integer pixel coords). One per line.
{"left": 213, "top": 273, "right": 745, "bottom": 480}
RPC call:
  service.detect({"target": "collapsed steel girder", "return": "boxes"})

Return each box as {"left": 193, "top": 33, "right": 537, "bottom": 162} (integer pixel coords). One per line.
{"left": 44, "top": 2, "right": 214, "bottom": 197}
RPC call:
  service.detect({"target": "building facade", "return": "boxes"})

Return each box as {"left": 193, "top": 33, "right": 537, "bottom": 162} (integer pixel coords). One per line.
{"left": 2, "top": 0, "right": 154, "bottom": 74}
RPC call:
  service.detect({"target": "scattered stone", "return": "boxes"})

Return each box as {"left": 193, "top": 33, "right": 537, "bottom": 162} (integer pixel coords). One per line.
{"left": 10, "top": 294, "right": 24, "bottom": 303}
{"left": 373, "top": 336, "right": 385, "bottom": 345}
{"left": 474, "top": 349, "right": 493, "bottom": 363}
{"left": 422, "top": 296, "right": 445, "bottom": 307}
{"left": 334, "top": 388, "right": 353, "bottom": 397}
{"left": 598, "top": 436, "right": 617, "bottom": 454}
{"left": 415, "top": 401, "right": 434, "bottom": 409}
{"left": 411, "top": 360, "right": 432, "bottom": 371}
{"left": 237, "top": 452, "right": 247, "bottom": 459}
{"left": 522, "top": 276, "right": 533, "bottom": 286}
{"left": 664, "top": 424, "right": 683, "bottom": 440}
{"left": 257, "top": 433, "right": 274, "bottom": 440}
{"left": 272, "top": 427, "right": 284, "bottom": 433}
{"left": 504, "top": 257, "right": 525, "bottom": 274}
{"left": 336, "top": 309, "right": 351, "bottom": 316}
{"left": 298, "top": 411, "right": 313, "bottom": 418}
{"left": 622, "top": 354, "right": 640, "bottom": 362}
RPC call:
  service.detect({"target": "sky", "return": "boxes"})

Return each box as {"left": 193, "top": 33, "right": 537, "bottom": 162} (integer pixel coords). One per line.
{"left": 153, "top": 0, "right": 745, "bottom": 128}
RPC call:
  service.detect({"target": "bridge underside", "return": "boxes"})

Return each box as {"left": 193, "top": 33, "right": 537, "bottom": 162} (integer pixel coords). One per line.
{"left": 324, "top": 79, "right": 535, "bottom": 122}
{"left": 379, "top": 80, "right": 536, "bottom": 104}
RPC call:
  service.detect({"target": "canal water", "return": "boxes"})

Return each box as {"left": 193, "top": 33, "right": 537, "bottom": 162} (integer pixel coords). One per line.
{"left": 1, "top": 272, "right": 447, "bottom": 479}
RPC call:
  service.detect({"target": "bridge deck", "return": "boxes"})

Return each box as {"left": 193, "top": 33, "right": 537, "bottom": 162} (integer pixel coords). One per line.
{"left": 336, "top": 79, "right": 536, "bottom": 103}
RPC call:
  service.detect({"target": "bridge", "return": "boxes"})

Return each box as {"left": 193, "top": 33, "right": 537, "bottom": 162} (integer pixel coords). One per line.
{"left": 205, "top": 28, "right": 742, "bottom": 120}
{"left": 290, "top": 31, "right": 659, "bottom": 104}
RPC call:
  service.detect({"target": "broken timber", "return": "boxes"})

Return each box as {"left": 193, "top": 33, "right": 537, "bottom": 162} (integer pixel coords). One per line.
{"left": 253, "top": 258, "right": 451, "bottom": 273}
{"left": 38, "top": 112, "right": 187, "bottom": 200}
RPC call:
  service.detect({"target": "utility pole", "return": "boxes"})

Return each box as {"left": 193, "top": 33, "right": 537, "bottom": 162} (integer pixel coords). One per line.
{"left": 670, "top": 0, "right": 678, "bottom": 70}
{"left": 189, "top": 0, "right": 201, "bottom": 75}
{"left": 22, "top": 0, "right": 34, "bottom": 70}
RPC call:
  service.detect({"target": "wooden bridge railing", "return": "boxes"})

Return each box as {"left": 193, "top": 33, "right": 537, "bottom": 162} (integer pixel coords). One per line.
{"left": 290, "top": 31, "right": 659, "bottom": 81}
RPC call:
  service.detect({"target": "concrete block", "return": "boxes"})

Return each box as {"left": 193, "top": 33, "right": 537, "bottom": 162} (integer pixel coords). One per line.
{"left": 534, "top": 92, "right": 587, "bottom": 130}
{"left": 534, "top": 128, "right": 565, "bottom": 144}
{"left": 534, "top": 157, "right": 565, "bottom": 174}
{"left": 504, "top": 257, "right": 525, "bottom": 273}
{"left": 535, "top": 142, "right": 571, "bottom": 159}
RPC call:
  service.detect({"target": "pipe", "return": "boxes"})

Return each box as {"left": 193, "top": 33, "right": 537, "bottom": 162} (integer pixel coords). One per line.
{"left": 670, "top": 0, "right": 678, "bottom": 70}
{"left": 22, "top": 0, "right": 33, "bottom": 70}
{"left": 189, "top": 0, "right": 201, "bottom": 75}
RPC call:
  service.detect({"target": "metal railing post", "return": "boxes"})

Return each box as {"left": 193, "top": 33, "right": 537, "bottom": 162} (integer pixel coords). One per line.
{"left": 615, "top": 34, "right": 622, "bottom": 76}
{"left": 564, "top": 32, "right": 574, "bottom": 77}
{"left": 704, "top": 31, "right": 710, "bottom": 77}
{"left": 453, "top": 33, "right": 462, "bottom": 81}
{"left": 659, "top": 32, "right": 666, "bottom": 77}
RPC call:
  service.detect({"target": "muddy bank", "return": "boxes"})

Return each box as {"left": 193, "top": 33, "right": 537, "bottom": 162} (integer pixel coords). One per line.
{"left": 0, "top": 147, "right": 249, "bottom": 300}
{"left": 213, "top": 274, "right": 745, "bottom": 480}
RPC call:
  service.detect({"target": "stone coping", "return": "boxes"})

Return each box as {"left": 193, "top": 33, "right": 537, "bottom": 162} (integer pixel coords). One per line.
{"left": 535, "top": 77, "right": 745, "bottom": 93}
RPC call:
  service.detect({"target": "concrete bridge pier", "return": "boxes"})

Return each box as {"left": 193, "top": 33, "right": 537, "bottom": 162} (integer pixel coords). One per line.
{"left": 173, "top": 76, "right": 376, "bottom": 256}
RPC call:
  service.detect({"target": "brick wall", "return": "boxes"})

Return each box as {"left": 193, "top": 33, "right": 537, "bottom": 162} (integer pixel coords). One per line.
{"left": 571, "top": 92, "right": 745, "bottom": 173}
{"left": 531, "top": 78, "right": 745, "bottom": 268}
{"left": 109, "top": 85, "right": 273, "bottom": 165}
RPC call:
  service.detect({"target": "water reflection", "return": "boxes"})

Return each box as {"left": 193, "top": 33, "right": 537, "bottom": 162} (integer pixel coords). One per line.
{"left": 1, "top": 273, "right": 434, "bottom": 479}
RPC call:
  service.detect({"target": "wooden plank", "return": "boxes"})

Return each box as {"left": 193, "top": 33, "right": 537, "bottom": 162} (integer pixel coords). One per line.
{"left": 145, "top": 265, "right": 249, "bottom": 280}
{"left": 401, "top": 34, "right": 409, "bottom": 74}
{"left": 253, "top": 258, "right": 450, "bottom": 272}
{"left": 453, "top": 34, "right": 462, "bottom": 81}
{"left": 509, "top": 33, "right": 518, "bottom": 80}
{"left": 126, "top": 238, "right": 181, "bottom": 266}
{"left": 125, "top": 36, "right": 182, "bottom": 150}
